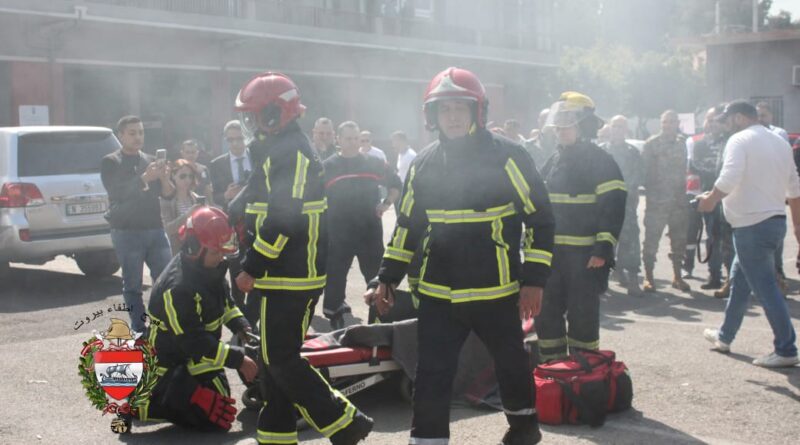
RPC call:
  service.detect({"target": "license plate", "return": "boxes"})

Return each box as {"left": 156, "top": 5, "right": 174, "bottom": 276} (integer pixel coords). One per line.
{"left": 66, "top": 202, "right": 107, "bottom": 216}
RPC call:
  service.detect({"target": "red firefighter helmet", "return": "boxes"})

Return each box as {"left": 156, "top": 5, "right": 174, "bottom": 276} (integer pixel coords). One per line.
{"left": 234, "top": 72, "right": 306, "bottom": 140}
{"left": 178, "top": 206, "right": 238, "bottom": 260}
{"left": 423, "top": 67, "right": 488, "bottom": 130}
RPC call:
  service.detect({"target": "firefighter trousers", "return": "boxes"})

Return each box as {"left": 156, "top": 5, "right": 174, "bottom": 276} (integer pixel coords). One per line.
{"left": 536, "top": 247, "right": 607, "bottom": 362}
{"left": 322, "top": 223, "right": 384, "bottom": 319}
{"left": 255, "top": 289, "right": 357, "bottom": 445}
{"left": 411, "top": 295, "right": 536, "bottom": 444}
{"left": 138, "top": 364, "right": 231, "bottom": 432}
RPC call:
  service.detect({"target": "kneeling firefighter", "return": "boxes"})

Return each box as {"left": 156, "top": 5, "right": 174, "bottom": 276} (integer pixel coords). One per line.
{"left": 142, "top": 206, "right": 258, "bottom": 431}
{"left": 536, "top": 92, "right": 627, "bottom": 362}
{"left": 232, "top": 72, "right": 373, "bottom": 445}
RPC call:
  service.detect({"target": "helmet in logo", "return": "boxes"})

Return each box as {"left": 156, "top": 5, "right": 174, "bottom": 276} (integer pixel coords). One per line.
{"left": 235, "top": 72, "right": 306, "bottom": 142}
{"left": 423, "top": 67, "right": 488, "bottom": 130}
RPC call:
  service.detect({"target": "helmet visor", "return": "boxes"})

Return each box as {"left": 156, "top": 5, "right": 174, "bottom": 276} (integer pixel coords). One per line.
{"left": 544, "top": 101, "right": 586, "bottom": 129}
{"left": 219, "top": 231, "right": 239, "bottom": 257}
{"left": 239, "top": 111, "right": 260, "bottom": 145}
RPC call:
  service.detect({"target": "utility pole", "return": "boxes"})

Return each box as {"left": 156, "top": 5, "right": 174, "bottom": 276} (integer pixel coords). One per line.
{"left": 752, "top": 0, "right": 759, "bottom": 33}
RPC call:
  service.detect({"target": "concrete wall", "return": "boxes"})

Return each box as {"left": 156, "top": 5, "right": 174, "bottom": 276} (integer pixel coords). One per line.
{"left": 706, "top": 38, "right": 800, "bottom": 131}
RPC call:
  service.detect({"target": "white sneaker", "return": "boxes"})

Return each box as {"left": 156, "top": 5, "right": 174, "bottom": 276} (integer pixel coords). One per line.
{"left": 752, "top": 352, "right": 800, "bottom": 368}
{"left": 703, "top": 328, "right": 730, "bottom": 353}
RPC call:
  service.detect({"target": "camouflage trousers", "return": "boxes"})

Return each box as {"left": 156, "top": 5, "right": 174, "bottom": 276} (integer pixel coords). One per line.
{"left": 616, "top": 207, "right": 641, "bottom": 273}
{"left": 642, "top": 199, "right": 690, "bottom": 269}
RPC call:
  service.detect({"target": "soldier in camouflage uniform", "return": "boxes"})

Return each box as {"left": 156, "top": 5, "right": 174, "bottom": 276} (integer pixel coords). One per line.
{"left": 642, "top": 110, "right": 691, "bottom": 292}
{"left": 603, "top": 115, "right": 643, "bottom": 296}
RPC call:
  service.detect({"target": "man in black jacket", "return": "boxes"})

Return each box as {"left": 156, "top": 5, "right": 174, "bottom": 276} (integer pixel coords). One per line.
{"left": 537, "top": 92, "right": 626, "bottom": 361}
{"left": 101, "top": 115, "right": 174, "bottom": 332}
{"left": 322, "top": 121, "right": 402, "bottom": 329}
{"left": 233, "top": 72, "right": 372, "bottom": 445}
{"left": 209, "top": 119, "right": 252, "bottom": 317}
{"left": 209, "top": 120, "right": 252, "bottom": 211}
{"left": 143, "top": 206, "right": 257, "bottom": 430}
{"left": 371, "top": 67, "right": 554, "bottom": 445}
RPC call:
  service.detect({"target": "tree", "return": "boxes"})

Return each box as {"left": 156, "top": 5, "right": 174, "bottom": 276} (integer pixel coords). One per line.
{"left": 554, "top": 42, "right": 705, "bottom": 123}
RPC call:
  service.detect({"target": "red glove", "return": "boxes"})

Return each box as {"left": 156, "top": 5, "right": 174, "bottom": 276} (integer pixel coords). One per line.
{"left": 189, "top": 386, "right": 237, "bottom": 430}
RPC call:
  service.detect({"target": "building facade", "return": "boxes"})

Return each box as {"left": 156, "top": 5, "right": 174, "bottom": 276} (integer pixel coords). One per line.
{"left": 0, "top": 0, "right": 557, "bottom": 155}
{"left": 703, "top": 30, "right": 800, "bottom": 132}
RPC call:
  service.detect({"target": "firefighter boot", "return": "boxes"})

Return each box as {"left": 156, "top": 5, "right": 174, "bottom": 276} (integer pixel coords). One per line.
{"left": 330, "top": 411, "right": 373, "bottom": 445}
{"left": 626, "top": 272, "right": 643, "bottom": 297}
{"left": 713, "top": 279, "right": 730, "bottom": 299}
{"left": 500, "top": 416, "right": 542, "bottom": 445}
{"left": 671, "top": 262, "right": 691, "bottom": 292}
{"left": 643, "top": 266, "right": 656, "bottom": 293}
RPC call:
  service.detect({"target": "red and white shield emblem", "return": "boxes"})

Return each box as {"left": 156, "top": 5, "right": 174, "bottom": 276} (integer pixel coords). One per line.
{"left": 94, "top": 350, "right": 144, "bottom": 401}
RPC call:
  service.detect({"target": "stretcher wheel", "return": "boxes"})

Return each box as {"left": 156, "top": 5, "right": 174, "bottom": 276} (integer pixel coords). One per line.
{"left": 398, "top": 374, "right": 413, "bottom": 404}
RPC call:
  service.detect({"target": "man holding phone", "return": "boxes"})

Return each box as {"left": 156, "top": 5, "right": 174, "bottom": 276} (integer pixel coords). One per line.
{"left": 101, "top": 115, "right": 175, "bottom": 332}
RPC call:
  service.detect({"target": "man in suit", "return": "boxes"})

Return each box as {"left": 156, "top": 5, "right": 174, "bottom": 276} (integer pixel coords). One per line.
{"left": 209, "top": 120, "right": 252, "bottom": 320}
{"left": 210, "top": 120, "right": 251, "bottom": 211}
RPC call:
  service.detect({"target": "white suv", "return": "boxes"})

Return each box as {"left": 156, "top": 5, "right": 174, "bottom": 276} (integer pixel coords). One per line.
{"left": 0, "top": 126, "right": 120, "bottom": 278}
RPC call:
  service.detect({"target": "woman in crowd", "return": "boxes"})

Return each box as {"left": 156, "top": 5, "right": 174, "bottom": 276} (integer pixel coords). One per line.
{"left": 160, "top": 159, "right": 202, "bottom": 255}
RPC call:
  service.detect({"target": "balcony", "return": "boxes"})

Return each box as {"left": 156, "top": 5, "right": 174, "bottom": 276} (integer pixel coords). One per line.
{"left": 83, "top": 0, "right": 552, "bottom": 52}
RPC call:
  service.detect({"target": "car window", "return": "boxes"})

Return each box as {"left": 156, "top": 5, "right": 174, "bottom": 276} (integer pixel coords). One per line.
{"left": 17, "top": 131, "right": 119, "bottom": 176}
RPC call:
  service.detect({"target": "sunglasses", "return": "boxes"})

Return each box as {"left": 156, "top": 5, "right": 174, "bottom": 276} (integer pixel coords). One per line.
{"left": 177, "top": 173, "right": 195, "bottom": 180}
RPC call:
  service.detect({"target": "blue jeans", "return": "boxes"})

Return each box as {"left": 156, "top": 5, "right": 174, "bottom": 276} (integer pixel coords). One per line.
{"left": 718, "top": 217, "right": 797, "bottom": 357}
{"left": 111, "top": 228, "right": 173, "bottom": 332}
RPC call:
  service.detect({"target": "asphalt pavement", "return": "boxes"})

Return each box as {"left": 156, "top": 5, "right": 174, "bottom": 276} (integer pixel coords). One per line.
{"left": 1, "top": 204, "right": 799, "bottom": 445}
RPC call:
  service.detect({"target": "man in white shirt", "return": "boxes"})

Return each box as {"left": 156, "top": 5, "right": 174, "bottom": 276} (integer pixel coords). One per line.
{"left": 359, "top": 130, "right": 388, "bottom": 163}
{"left": 756, "top": 101, "right": 790, "bottom": 143}
{"left": 697, "top": 100, "right": 800, "bottom": 368}
{"left": 391, "top": 130, "right": 417, "bottom": 182}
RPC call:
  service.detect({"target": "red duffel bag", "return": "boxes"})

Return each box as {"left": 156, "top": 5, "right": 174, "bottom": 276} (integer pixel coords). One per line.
{"left": 534, "top": 350, "right": 632, "bottom": 427}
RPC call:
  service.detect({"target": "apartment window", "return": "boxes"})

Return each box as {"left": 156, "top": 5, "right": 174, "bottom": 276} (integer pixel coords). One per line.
{"left": 414, "top": 0, "right": 433, "bottom": 18}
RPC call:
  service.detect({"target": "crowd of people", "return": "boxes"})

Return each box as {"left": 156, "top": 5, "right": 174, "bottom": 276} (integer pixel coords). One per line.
{"left": 97, "top": 66, "right": 799, "bottom": 445}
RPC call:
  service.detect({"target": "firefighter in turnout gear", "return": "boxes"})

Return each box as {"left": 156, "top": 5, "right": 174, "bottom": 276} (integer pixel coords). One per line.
{"left": 232, "top": 72, "right": 373, "bottom": 445}
{"left": 370, "top": 67, "right": 555, "bottom": 445}
{"left": 143, "top": 206, "right": 258, "bottom": 431}
{"left": 537, "top": 92, "right": 627, "bottom": 362}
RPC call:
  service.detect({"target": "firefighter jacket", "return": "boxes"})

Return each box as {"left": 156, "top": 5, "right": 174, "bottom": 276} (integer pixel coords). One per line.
{"left": 541, "top": 141, "right": 627, "bottom": 260}
{"left": 147, "top": 255, "right": 250, "bottom": 376}
{"left": 239, "top": 122, "right": 328, "bottom": 291}
{"left": 378, "top": 129, "right": 555, "bottom": 303}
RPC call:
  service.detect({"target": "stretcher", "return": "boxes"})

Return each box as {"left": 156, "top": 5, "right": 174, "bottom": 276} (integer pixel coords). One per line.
{"left": 236, "top": 322, "right": 411, "bottom": 411}
{"left": 235, "top": 289, "right": 537, "bottom": 412}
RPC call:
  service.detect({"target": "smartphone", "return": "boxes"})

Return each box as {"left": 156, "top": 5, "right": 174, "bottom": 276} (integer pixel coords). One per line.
{"left": 155, "top": 149, "right": 167, "bottom": 163}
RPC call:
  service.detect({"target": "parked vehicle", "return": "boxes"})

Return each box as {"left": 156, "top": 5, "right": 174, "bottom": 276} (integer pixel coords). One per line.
{"left": 0, "top": 126, "right": 120, "bottom": 278}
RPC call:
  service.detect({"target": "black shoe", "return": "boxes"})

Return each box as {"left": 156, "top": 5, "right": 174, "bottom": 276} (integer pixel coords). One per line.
{"left": 330, "top": 313, "right": 345, "bottom": 331}
{"left": 700, "top": 279, "right": 722, "bottom": 290}
{"left": 330, "top": 412, "right": 373, "bottom": 445}
{"left": 500, "top": 426, "right": 542, "bottom": 445}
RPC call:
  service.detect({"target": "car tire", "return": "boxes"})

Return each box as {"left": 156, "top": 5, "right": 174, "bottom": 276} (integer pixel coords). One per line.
{"left": 75, "top": 251, "right": 120, "bottom": 278}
